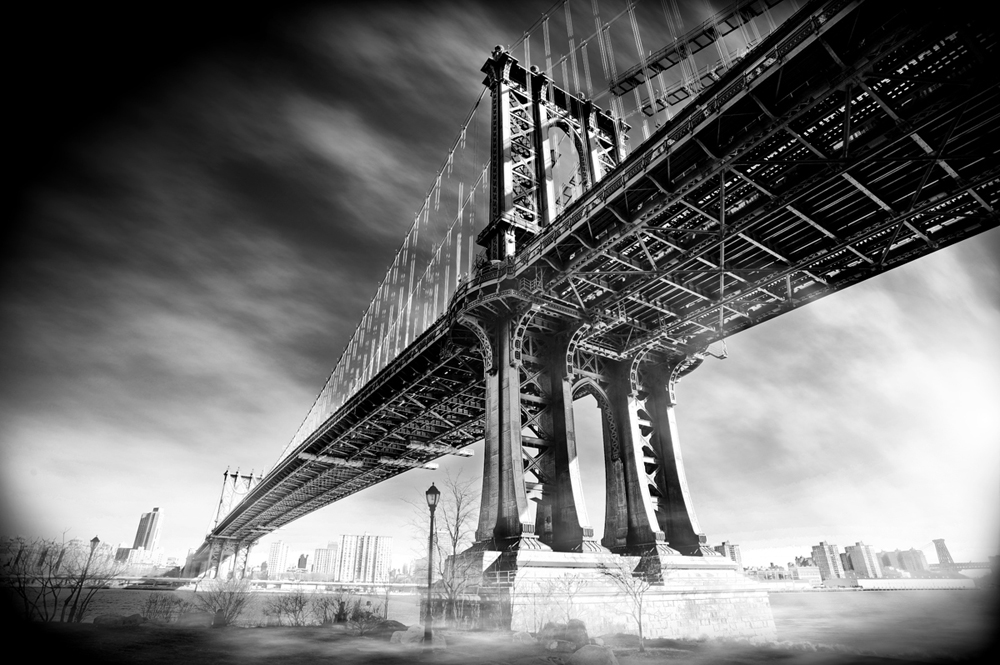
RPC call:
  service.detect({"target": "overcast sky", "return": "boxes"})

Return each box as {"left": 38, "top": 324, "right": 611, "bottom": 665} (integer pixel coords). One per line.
{"left": 3, "top": 1, "right": 997, "bottom": 571}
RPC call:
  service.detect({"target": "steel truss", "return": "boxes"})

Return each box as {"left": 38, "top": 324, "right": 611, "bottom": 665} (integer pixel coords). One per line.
{"left": 197, "top": 0, "right": 998, "bottom": 562}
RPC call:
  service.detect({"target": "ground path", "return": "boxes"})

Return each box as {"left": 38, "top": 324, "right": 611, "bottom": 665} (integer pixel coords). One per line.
{"left": 21, "top": 623, "right": 996, "bottom": 665}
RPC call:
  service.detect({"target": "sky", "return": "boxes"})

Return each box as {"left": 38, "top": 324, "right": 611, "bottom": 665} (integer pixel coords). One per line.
{"left": 3, "top": 1, "right": 998, "bottom": 572}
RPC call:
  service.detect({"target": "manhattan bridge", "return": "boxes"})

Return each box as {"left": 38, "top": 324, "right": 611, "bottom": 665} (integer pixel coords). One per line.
{"left": 188, "top": 0, "right": 998, "bottom": 603}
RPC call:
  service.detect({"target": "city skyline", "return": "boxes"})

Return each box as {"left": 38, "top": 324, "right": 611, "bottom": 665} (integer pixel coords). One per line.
{"left": 2, "top": 2, "right": 998, "bottom": 573}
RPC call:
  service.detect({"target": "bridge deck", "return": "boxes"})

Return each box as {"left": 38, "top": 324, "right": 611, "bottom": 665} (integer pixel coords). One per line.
{"left": 201, "top": 0, "right": 998, "bottom": 552}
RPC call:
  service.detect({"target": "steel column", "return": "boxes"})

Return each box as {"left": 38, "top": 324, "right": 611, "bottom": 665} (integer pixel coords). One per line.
{"left": 545, "top": 335, "right": 601, "bottom": 552}
{"left": 642, "top": 361, "right": 712, "bottom": 555}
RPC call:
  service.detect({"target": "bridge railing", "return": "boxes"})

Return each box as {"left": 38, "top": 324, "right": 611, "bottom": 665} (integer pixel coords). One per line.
{"left": 272, "top": 0, "right": 800, "bottom": 468}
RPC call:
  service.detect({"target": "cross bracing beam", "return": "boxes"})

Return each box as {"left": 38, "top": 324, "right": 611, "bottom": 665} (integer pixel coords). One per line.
{"left": 200, "top": 0, "right": 997, "bottom": 556}
{"left": 210, "top": 317, "right": 488, "bottom": 540}
{"left": 495, "top": 2, "right": 998, "bottom": 358}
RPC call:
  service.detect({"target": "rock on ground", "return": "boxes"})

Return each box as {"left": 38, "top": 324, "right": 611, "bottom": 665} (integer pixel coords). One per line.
{"left": 92, "top": 614, "right": 124, "bottom": 625}
{"left": 568, "top": 644, "right": 620, "bottom": 665}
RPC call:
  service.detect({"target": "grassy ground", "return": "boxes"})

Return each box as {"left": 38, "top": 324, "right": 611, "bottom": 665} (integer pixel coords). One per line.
{"left": 18, "top": 621, "right": 997, "bottom": 665}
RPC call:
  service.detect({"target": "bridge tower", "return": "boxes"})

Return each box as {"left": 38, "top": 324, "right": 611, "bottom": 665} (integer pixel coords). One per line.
{"left": 933, "top": 539, "right": 955, "bottom": 567}
{"left": 465, "top": 47, "right": 718, "bottom": 570}
{"left": 200, "top": 469, "right": 263, "bottom": 579}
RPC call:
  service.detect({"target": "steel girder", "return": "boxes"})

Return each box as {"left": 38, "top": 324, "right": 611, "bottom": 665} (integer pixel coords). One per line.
{"left": 200, "top": 0, "right": 998, "bottom": 553}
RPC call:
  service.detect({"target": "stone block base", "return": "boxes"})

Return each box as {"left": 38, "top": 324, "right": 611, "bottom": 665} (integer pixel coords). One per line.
{"left": 454, "top": 550, "right": 775, "bottom": 641}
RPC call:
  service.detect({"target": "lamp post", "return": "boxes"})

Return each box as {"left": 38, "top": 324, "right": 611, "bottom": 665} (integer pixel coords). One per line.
{"left": 424, "top": 482, "right": 440, "bottom": 647}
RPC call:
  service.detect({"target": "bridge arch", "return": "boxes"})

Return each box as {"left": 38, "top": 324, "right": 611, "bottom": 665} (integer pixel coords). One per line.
{"left": 571, "top": 375, "right": 629, "bottom": 550}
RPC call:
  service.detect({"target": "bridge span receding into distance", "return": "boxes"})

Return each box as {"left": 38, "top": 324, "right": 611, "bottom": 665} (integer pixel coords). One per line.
{"left": 186, "top": 0, "right": 998, "bottom": 581}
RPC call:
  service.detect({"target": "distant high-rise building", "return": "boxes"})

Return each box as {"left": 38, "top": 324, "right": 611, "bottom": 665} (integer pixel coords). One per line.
{"left": 313, "top": 542, "right": 339, "bottom": 578}
{"left": 811, "top": 541, "right": 845, "bottom": 581}
{"left": 336, "top": 534, "right": 391, "bottom": 583}
{"left": 714, "top": 541, "right": 743, "bottom": 569}
{"left": 933, "top": 539, "right": 954, "bottom": 566}
{"left": 132, "top": 507, "right": 161, "bottom": 551}
{"left": 267, "top": 541, "right": 290, "bottom": 578}
{"left": 900, "top": 548, "right": 929, "bottom": 572}
{"left": 878, "top": 548, "right": 928, "bottom": 573}
{"left": 839, "top": 552, "right": 852, "bottom": 573}
{"left": 297, "top": 553, "right": 309, "bottom": 570}
{"left": 845, "top": 542, "right": 882, "bottom": 578}
{"left": 879, "top": 550, "right": 902, "bottom": 569}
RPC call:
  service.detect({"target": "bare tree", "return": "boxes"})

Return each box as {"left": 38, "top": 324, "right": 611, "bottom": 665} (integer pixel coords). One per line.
{"left": 1, "top": 535, "right": 124, "bottom": 623}
{"left": 598, "top": 554, "right": 654, "bottom": 653}
{"left": 380, "top": 570, "right": 407, "bottom": 620}
{"left": 264, "top": 589, "right": 311, "bottom": 625}
{"left": 193, "top": 577, "right": 255, "bottom": 626}
{"left": 539, "top": 573, "right": 587, "bottom": 624}
{"left": 311, "top": 589, "right": 353, "bottom": 625}
{"left": 142, "top": 593, "right": 192, "bottom": 623}
{"left": 347, "top": 598, "right": 384, "bottom": 636}
{"left": 407, "top": 470, "right": 480, "bottom": 626}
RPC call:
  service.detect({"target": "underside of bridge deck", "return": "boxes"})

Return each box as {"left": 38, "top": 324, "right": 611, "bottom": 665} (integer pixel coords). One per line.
{"left": 194, "top": 0, "right": 998, "bottom": 582}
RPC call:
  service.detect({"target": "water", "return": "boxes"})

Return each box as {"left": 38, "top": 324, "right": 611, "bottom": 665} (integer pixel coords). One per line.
{"left": 70, "top": 587, "right": 1000, "bottom": 660}
{"left": 769, "top": 590, "right": 998, "bottom": 661}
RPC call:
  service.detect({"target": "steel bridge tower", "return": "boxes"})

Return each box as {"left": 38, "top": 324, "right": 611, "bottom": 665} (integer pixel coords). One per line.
{"left": 933, "top": 538, "right": 955, "bottom": 567}
{"left": 463, "top": 46, "right": 720, "bottom": 571}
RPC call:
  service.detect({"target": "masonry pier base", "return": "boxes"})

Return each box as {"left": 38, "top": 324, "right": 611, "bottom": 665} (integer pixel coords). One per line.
{"left": 454, "top": 550, "right": 776, "bottom": 641}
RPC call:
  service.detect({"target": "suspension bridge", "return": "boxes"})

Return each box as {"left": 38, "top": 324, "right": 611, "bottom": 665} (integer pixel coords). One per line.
{"left": 185, "top": 0, "right": 997, "bottom": 632}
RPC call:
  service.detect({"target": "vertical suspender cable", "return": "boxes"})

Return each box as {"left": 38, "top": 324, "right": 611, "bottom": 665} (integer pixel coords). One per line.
{"left": 543, "top": 14, "right": 554, "bottom": 104}
{"left": 708, "top": 1, "right": 730, "bottom": 72}
{"left": 566, "top": 2, "right": 581, "bottom": 94}
{"left": 719, "top": 170, "right": 725, "bottom": 332}
{"left": 593, "top": 0, "right": 624, "bottom": 122}
{"left": 628, "top": 0, "right": 655, "bottom": 136}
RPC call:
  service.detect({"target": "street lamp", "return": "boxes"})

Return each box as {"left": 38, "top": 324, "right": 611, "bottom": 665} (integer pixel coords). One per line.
{"left": 424, "top": 483, "right": 440, "bottom": 646}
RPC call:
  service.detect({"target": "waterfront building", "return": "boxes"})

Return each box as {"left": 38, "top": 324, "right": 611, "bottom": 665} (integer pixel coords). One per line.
{"left": 297, "top": 553, "right": 308, "bottom": 570}
{"left": 879, "top": 549, "right": 902, "bottom": 569}
{"left": 845, "top": 542, "right": 882, "bottom": 579}
{"left": 811, "top": 541, "right": 845, "bottom": 581}
{"left": 132, "top": 507, "right": 161, "bottom": 551}
{"left": 745, "top": 563, "right": 789, "bottom": 581}
{"left": 878, "top": 548, "right": 929, "bottom": 574}
{"left": 267, "top": 541, "right": 290, "bottom": 579}
{"left": 313, "top": 542, "right": 339, "bottom": 578}
{"left": 788, "top": 565, "right": 823, "bottom": 585}
{"left": 714, "top": 541, "right": 743, "bottom": 569}
{"left": 335, "top": 534, "right": 391, "bottom": 583}
{"left": 901, "top": 548, "right": 929, "bottom": 572}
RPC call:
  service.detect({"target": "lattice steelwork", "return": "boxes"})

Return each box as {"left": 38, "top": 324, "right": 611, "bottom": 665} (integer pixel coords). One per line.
{"left": 192, "top": 0, "right": 998, "bottom": 573}
{"left": 273, "top": 0, "right": 797, "bottom": 467}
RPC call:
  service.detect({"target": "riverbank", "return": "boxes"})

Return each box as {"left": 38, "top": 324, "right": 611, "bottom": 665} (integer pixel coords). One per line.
{"left": 19, "top": 621, "right": 997, "bottom": 665}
